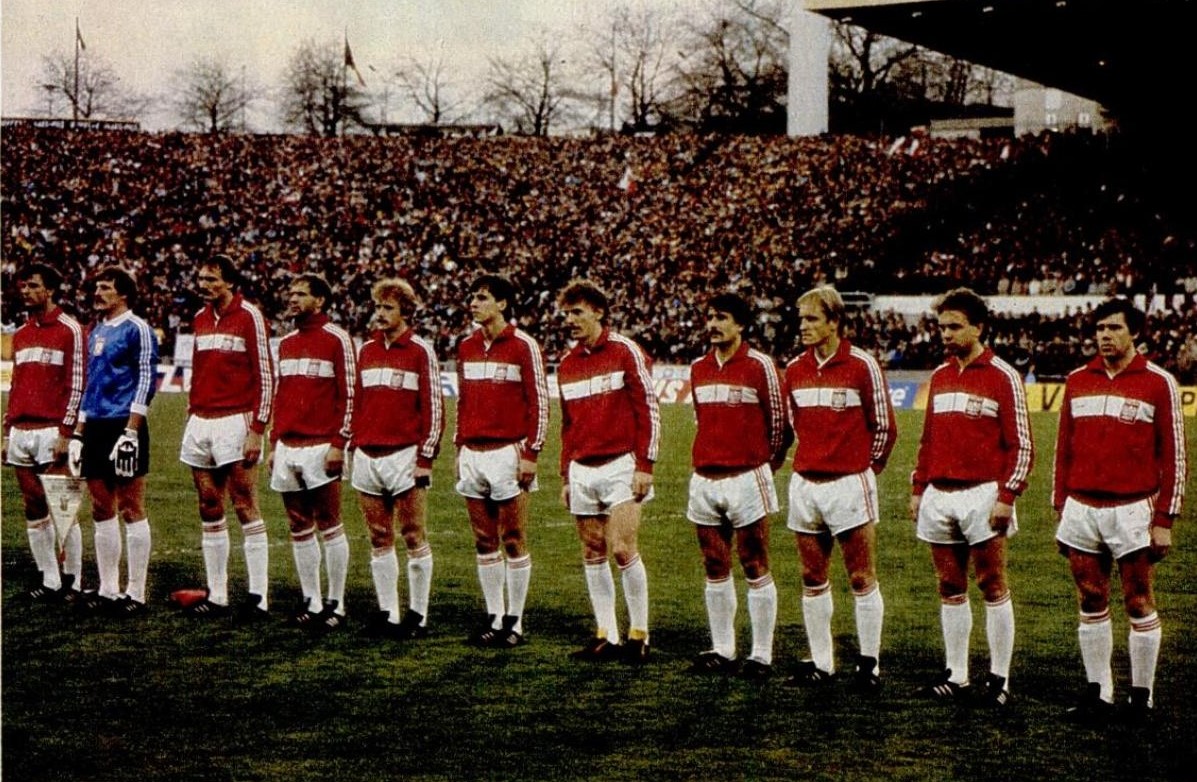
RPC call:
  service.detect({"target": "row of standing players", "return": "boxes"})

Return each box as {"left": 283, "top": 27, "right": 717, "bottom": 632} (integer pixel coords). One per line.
{"left": 4, "top": 259, "right": 1186, "bottom": 728}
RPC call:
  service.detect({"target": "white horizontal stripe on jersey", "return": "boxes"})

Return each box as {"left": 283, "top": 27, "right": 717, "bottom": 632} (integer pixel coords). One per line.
{"left": 1071, "top": 394, "right": 1156, "bottom": 424}
{"left": 195, "top": 334, "right": 248, "bottom": 353}
{"left": 462, "top": 361, "right": 523, "bottom": 383}
{"left": 279, "top": 358, "right": 336, "bottom": 378}
{"left": 560, "top": 371, "right": 626, "bottom": 401}
{"left": 14, "top": 347, "right": 65, "bottom": 366}
{"left": 931, "top": 391, "right": 999, "bottom": 418}
{"left": 361, "top": 367, "right": 420, "bottom": 391}
{"left": 791, "top": 386, "right": 863, "bottom": 410}
{"left": 694, "top": 383, "right": 760, "bottom": 405}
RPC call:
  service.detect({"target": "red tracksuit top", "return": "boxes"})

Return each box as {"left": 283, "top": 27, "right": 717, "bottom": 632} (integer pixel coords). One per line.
{"left": 4, "top": 306, "right": 85, "bottom": 436}
{"left": 785, "top": 339, "right": 897, "bottom": 477}
{"left": 352, "top": 328, "right": 445, "bottom": 469}
{"left": 271, "top": 313, "right": 355, "bottom": 449}
{"left": 558, "top": 328, "right": 660, "bottom": 476}
{"left": 690, "top": 342, "right": 786, "bottom": 472}
{"left": 912, "top": 347, "right": 1034, "bottom": 505}
{"left": 189, "top": 293, "right": 274, "bottom": 434}
{"left": 454, "top": 322, "right": 549, "bottom": 461}
{"left": 1053, "top": 354, "right": 1187, "bottom": 524}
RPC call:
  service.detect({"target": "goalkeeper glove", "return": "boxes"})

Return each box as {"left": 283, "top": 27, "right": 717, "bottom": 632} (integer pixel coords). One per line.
{"left": 68, "top": 436, "right": 84, "bottom": 478}
{"left": 109, "top": 429, "right": 138, "bottom": 478}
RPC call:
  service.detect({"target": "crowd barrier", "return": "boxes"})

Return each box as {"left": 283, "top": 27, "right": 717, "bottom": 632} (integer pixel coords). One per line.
{"left": 4, "top": 362, "right": 1195, "bottom": 416}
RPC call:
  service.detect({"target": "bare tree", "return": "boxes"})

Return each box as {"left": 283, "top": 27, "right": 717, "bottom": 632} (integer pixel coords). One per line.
{"left": 829, "top": 22, "right": 919, "bottom": 100}
{"left": 394, "top": 44, "right": 467, "bottom": 125}
{"left": 483, "top": 35, "right": 573, "bottom": 136}
{"left": 171, "top": 57, "right": 256, "bottom": 133}
{"left": 38, "top": 49, "right": 150, "bottom": 121}
{"left": 583, "top": 4, "right": 678, "bottom": 132}
{"left": 671, "top": 0, "right": 789, "bottom": 133}
{"left": 280, "top": 38, "right": 370, "bottom": 136}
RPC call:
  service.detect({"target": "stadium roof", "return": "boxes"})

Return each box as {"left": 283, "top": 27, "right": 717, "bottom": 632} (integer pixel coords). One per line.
{"left": 803, "top": 0, "right": 1193, "bottom": 126}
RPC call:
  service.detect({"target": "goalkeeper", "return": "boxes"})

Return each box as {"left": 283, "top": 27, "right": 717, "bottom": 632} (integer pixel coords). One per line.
{"left": 72, "top": 265, "right": 159, "bottom": 617}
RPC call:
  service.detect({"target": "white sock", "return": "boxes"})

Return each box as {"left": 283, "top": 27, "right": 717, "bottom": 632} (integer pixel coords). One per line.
{"left": 1129, "top": 612, "right": 1162, "bottom": 699}
{"left": 26, "top": 516, "right": 60, "bottom": 589}
{"left": 124, "top": 518, "right": 151, "bottom": 604}
{"left": 584, "top": 558, "right": 620, "bottom": 644}
{"left": 854, "top": 584, "right": 884, "bottom": 669}
{"left": 408, "top": 543, "right": 433, "bottom": 622}
{"left": 802, "top": 582, "right": 835, "bottom": 674}
{"left": 371, "top": 546, "right": 400, "bottom": 620}
{"left": 242, "top": 519, "right": 269, "bottom": 609}
{"left": 1078, "top": 609, "right": 1114, "bottom": 702}
{"left": 201, "top": 518, "right": 230, "bottom": 605}
{"left": 505, "top": 554, "right": 531, "bottom": 634}
{"left": 63, "top": 523, "right": 82, "bottom": 588}
{"left": 93, "top": 516, "right": 122, "bottom": 599}
{"left": 620, "top": 554, "right": 649, "bottom": 639}
{"left": 985, "top": 592, "right": 1015, "bottom": 683}
{"left": 705, "top": 576, "right": 737, "bottom": 659}
{"left": 291, "top": 530, "right": 322, "bottom": 611}
{"left": 322, "top": 525, "right": 348, "bottom": 612}
{"left": 941, "top": 597, "right": 972, "bottom": 685}
{"left": 477, "top": 552, "right": 506, "bottom": 623}
{"left": 747, "top": 574, "right": 777, "bottom": 665}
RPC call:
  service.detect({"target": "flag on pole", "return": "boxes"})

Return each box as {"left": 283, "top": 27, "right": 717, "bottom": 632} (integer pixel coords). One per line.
{"left": 75, "top": 19, "right": 86, "bottom": 50}
{"left": 344, "top": 36, "right": 366, "bottom": 87}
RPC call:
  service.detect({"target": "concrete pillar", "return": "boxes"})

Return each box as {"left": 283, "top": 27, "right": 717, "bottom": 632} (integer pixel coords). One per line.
{"left": 788, "top": 9, "right": 832, "bottom": 136}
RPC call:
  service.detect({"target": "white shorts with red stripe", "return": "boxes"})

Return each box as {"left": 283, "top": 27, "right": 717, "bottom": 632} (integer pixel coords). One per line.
{"left": 688, "top": 463, "right": 778, "bottom": 528}
{"left": 787, "top": 469, "right": 879, "bottom": 537}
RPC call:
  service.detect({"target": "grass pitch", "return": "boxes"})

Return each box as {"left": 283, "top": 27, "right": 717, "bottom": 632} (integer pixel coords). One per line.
{"left": 3, "top": 395, "right": 1195, "bottom": 781}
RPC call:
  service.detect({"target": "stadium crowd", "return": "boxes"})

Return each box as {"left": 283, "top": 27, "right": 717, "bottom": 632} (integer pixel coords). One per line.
{"left": 3, "top": 125, "right": 1194, "bottom": 380}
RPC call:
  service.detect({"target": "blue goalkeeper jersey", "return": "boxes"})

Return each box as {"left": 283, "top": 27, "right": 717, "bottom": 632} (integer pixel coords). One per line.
{"left": 81, "top": 310, "right": 159, "bottom": 421}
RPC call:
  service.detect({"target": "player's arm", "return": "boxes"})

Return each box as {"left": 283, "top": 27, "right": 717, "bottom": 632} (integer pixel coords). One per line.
{"left": 246, "top": 307, "right": 273, "bottom": 462}
{"left": 1149, "top": 372, "right": 1187, "bottom": 558}
{"left": 327, "top": 333, "right": 356, "bottom": 475}
{"left": 760, "top": 357, "right": 788, "bottom": 470}
{"left": 864, "top": 355, "right": 898, "bottom": 472}
{"left": 518, "top": 337, "right": 549, "bottom": 487}
{"left": 909, "top": 376, "right": 935, "bottom": 521}
{"left": 625, "top": 342, "right": 659, "bottom": 501}
{"left": 58, "top": 317, "right": 86, "bottom": 461}
{"left": 417, "top": 339, "right": 445, "bottom": 487}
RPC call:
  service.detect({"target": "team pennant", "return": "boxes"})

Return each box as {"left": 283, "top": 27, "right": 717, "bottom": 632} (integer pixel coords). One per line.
{"left": 39, "top": 474, "right": 85, "bottom": 553}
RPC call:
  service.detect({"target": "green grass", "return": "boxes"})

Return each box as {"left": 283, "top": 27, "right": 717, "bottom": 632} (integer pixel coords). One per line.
{"left": 3, "top": 395, "right": 1195, "bottom": 781}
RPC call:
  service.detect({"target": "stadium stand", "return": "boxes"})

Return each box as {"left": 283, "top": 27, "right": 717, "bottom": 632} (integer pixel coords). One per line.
{"left": 2, "top": 126, "right": 1193, "bottom": 381}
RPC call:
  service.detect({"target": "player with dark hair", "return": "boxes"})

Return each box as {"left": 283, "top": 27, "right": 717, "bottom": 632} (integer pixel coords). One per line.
{"left": 73, "top": 265, "right": 159, "bottom": 616}
{"left": 180, "top": 254, "right": 274, "bottom": 619}
{"left": 910, "top": 287, "right": 1033, "bottom": 707}
{"left": 557, "top": 279, "right": 660, "bottom": 664}
{"left": 1054, "top": 298, "right": 1186, "bottom": 724}
{"left": 454, "top": 274, "right": 549, "bottom": 647}
{"left": 4, "top": 263, "right": 85, "bottom": 601}
{"left": 353, "top": 278, "right": 444, "bottom": 640}
{"left": 685, "top": 291, "right": 787, "bottom": 679}
{"left": 784, "top": 286, "right": 897, "bottom": 692}
{"left": 270, "top": 273, "right": 356, "bottom": 634}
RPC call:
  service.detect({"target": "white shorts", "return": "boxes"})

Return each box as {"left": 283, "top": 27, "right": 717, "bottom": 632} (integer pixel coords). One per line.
{"left": 787, "top": 470, "right": 879, "bottom": 536}
{"left": 352, "top": 445, "right": 418, "bottom": 497}
{"left": 455, "top": 443, "right": 536, "bottom": 501}
{"left": 1056, "top": 496, "right": 1152, "bottom": 560}
{"left": 270, "top": 441, "right": 339, "bottom": 493}
{"left": 180, "top": 413, "right": 252, "bottom": 469}
{"left": 568, "top": 453, "right": 653, "bottom": 517}
{"left": 916, "top": 481, "right": 1017, "bottom": 546}
{"left": 5, "top": 425, "right": 58, "bottom": 468}
{"left": 688, "top": 464, "right": 778, "bottom": 528}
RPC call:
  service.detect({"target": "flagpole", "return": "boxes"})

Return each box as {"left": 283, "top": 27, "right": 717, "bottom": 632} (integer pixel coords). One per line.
{"left": 73, "top": 17, "right": 81, "bottom": 123}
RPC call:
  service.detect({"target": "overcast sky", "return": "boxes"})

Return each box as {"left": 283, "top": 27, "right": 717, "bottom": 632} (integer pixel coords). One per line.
{"left": 1, "top": 0, "right": 706, "bottom": 131}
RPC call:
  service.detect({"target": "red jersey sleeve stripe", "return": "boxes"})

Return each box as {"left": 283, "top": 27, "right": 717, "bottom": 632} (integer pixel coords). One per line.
{"left": 415, "top": 335, "right": 445, "bottom": 461}
{"left": 612, "top": 334, "right": 660, "bottom": 462}
{"left": 243, "top": 300, "right": 274, "bottom": 428}
{"left": 995, "top": 356, "right": 1034, "bottom": 496}
{"left": 61, "top": 313, "right": 85, "bottom": 429}
{"left": 1149, "top": 362, "right": 1187, "bottom": 516}
{"left": 749, "top": 348, "right": 785, "bottom": 455}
